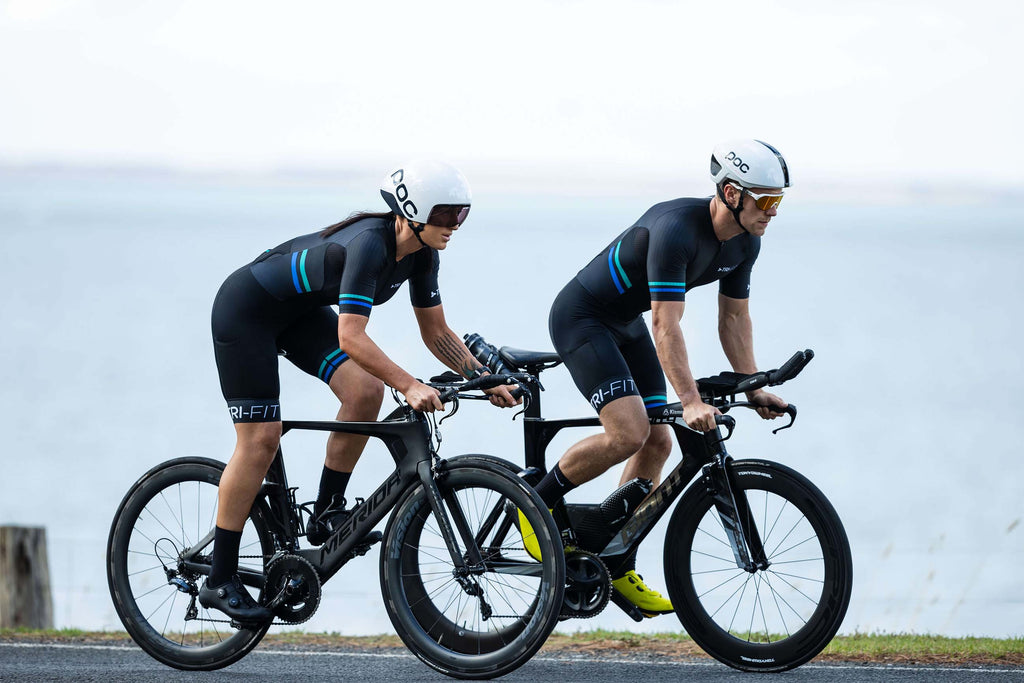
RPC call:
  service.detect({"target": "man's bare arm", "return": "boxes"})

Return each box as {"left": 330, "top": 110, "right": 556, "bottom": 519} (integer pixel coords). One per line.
{"left": 651, "top": 300, "right": 719, "bottom": 431}
{"left": 718, "top": 293, "right": 787, "bottom": 416}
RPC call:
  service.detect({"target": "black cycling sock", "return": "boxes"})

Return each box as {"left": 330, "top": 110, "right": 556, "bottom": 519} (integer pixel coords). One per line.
{"left": 316, "top": 466, "right": 351, "bottom": 515}
{"left": 611, "top": 551, "right": 637, "bottom": 580}
{"left": 208, "top": 526, "right": 242, "bottom": 587}
{"left": 534, "top": 463, "right": 578, "bottom": 508}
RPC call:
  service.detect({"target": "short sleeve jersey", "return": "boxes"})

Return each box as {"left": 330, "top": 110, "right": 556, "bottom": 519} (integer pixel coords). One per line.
{"left": 248, "top": 216, "right": 441, "bottom": 316}
{"left": 573, "top": 198, "right": 760, "bottom": 321}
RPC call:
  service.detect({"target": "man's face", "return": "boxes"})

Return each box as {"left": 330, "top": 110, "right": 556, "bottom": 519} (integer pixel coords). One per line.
{"left": 727, "top": 184, "right": 784, "bottom": 236}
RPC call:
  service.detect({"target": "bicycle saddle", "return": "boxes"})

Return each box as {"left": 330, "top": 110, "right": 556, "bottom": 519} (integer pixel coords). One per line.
{"left": 498, "top": 347, "right": 563, "bottom": 371}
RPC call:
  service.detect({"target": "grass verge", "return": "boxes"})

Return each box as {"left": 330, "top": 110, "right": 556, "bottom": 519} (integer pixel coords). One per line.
{"left": 1, "top": 628, "right": 1021, "bottom": 667}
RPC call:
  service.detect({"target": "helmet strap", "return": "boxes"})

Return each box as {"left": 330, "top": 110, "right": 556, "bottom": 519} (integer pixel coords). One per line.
{"left": 409, "top": 220, "right": 429, "bottom": 248}
{"left": 717, "top": 183, "right": 750, "bottom": 234}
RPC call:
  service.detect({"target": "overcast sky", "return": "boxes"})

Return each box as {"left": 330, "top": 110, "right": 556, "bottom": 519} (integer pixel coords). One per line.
{"left": 1, "top": 0, "right": 1021, "bottom": 195}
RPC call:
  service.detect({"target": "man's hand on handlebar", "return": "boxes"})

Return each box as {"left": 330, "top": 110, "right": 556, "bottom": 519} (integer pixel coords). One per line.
{"left": 746, "top": 389, "right": 788, "bottom": 420}
{"left": 683, "top": 400, "right": 721, "bottom": 432}
{"left": 404, "top": 381, "right": 445, "bottom": 413}
{"left": 483, "top": 384, "right": 521, "bottom": 408}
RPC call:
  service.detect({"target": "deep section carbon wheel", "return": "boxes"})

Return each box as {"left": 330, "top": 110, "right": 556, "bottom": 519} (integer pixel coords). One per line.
{"left": 664, "top": 459, "right": 852, "bottom": 672}
{"left": 106, "top": 457, "right": 275, "bottom": 670}
{"left": 381, "top": 458, "right": 565, "bottom": 680}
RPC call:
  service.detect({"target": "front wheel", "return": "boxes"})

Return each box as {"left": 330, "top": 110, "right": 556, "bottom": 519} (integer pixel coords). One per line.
{"left": 106, "top": 457, "right": 276, "bottom": 670}
{"left": 664, "top": 459, "right": 852, "bottom": 672}
{"left": 380, "top": 458, "right": 565, "bottom": 680}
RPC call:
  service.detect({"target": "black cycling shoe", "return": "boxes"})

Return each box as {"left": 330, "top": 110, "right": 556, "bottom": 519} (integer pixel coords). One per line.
{"left": 307, "top": 495, "right": 383, "bottom": 549}
{"left": 307, "top": 495, "right": 352, "bottom": 546}
{"left": 198, "top": 575, "right": 273, "bottom": 624}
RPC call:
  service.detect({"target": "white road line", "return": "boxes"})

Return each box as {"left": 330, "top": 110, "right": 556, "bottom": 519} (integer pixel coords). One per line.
{"left": 0, "top": 642, "right": 1020, "bottom": 674}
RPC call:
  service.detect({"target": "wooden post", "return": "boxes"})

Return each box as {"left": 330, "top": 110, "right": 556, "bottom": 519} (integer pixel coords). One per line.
{"left": 0, "top": 526, "right": 54, "bottom": 629}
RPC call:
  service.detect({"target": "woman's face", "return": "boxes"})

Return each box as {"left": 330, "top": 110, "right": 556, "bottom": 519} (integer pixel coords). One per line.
{"left": 417, "top": 221, "right": 459, "bottom": 250}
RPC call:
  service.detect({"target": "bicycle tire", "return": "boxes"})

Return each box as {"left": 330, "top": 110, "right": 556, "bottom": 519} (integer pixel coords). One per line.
{"left": 664, "top": 459, "right": 852, "bottom": 672}
{"left": 106, "top": 457, "right": 276, "bottom": 670}
{"left": 380, "top": 457, "right": 564, "bottom": 679}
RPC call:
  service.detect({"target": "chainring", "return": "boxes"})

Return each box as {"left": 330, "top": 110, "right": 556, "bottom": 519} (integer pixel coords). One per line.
{"left": 264, "top": 554, "right": 322, "bottom": 624}
{"left": 561, "top": 549, "right": 611, "bottom": 619}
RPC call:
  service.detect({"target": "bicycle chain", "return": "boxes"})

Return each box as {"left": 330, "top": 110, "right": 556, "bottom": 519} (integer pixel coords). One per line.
{"left": 190, "top": 554, "right": 319, "bottom": 627}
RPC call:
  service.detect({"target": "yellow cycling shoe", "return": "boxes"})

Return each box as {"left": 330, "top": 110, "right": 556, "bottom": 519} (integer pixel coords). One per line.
{"left": 516, "top": 508, "right": 545, "bottom": 561}
{"left": 612, "top": 571, "right": 674, "bottom": 616}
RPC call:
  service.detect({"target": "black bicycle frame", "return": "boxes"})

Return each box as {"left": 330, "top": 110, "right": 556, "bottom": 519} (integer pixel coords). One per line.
{"left": 254, "top": 411, "right": 464, "bottom": 584}
{"left": 517, "top": 372, "right": 767, "bottom": 578}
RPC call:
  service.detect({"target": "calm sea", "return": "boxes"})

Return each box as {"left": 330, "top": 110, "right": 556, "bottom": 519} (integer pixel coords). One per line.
{"left": 1, "top": 169, "right": 1021, "bottom": 637}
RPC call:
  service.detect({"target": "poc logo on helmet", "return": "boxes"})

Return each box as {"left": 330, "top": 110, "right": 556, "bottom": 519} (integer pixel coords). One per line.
{"left": 389, "top": 169, "right": 419, "bottom": 218}
{"left": 724, "top": 151, "right": 750, "bottom": 174}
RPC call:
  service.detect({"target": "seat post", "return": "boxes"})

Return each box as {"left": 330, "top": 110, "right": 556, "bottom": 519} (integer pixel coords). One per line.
{"left": 523, "top": 365, "right": 544, "bottom": 418}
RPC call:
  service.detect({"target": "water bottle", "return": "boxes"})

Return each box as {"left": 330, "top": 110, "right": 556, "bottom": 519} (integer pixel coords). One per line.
{"left": 463, "top": 333, "right": 510, "bottom": 375}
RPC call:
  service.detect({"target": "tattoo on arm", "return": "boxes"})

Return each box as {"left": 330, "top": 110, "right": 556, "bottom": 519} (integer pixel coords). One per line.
{"left": 434, "top": 332, "right": 481, "bottom": 378}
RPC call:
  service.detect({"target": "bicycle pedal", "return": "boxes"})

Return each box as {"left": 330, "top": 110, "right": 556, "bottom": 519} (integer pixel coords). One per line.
{"left": 609, "top": 589, "right": 645, "bottom": 623}
{"left": 352, "top": 531, "right": 383, "bottom": 556}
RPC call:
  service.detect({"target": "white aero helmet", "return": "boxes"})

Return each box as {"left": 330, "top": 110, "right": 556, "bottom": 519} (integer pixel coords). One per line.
{"left": 380, "top": 160, "right": 472, "bottom": 228}
{"left": 710, "top": 139, "right": 790, "bottom": 190}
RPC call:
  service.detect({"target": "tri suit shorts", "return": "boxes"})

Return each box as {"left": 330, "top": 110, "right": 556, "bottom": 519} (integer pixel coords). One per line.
{"left": 548, "top": 279, "right": 668, "bottom": 414}
{"left": 211, "top": 266, "right": 349, "bottom": 423}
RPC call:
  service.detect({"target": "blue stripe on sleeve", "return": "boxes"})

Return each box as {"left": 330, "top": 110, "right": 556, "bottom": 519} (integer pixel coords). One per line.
{"left": 607, "top": 250, "right": 625, "bottom": 294}
{"left": 290, "top": 253, "right": 303, "bottom": 293}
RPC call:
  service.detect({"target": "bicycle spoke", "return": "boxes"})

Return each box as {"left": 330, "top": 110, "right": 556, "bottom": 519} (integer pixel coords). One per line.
{"left": 771, "top": 533, "right": 818, "bottom": 560}
{"left": 691, "top": 547, "right": 738, "bottom": 565}
{"left": 769, "top": 569, "right": 824, "bottom": 584}
{"left": 764, "top": 568, "right": 820, "bottom": 606}
{"left": 766, "top": 514, "right": 804, "bottom": 559}
{"left": 128, "top": 566, "right": 168, "bottom": 582}
{"left": 762, "top": 498, "right": 789, "bottom": 548}
{"left": 762, "top": 571, "right": 792, "bottom": 637}
{"left": 726, "top": 574, "right": 752, "bottom": 634}
{"left": 696, "top": 523, "right": 733, "bottom": 550}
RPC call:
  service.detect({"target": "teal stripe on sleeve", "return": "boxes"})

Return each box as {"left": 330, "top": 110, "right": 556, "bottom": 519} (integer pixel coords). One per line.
{"left": 298, "top": 249, "right": 311, "bottom": 292}
{"left": 613, "top": 242, "right": 632, "bottom": 289}
{"left": 339, "top": 293, "right": 374, "bottom": 303}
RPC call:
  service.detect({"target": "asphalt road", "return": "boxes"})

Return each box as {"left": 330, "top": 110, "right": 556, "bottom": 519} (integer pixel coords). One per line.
{"left": 1, "top": 643, "right": 1022, "bottom": 683}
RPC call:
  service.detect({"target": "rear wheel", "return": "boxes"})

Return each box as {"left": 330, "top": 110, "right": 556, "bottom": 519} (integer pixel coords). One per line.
{"left": 106, "top": 458, "right": 276, "bottom": 670}
{"left": 664, "top": 460, "right": 852, "bottom": 672}
{"left": 381, "top": 459, "right": 564, "bottom": 679}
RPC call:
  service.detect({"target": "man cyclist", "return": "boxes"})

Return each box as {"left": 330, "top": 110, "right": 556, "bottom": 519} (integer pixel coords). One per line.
{"left": 201, "top": 160, "right": 518, "bottom": 622}
{"left": 534, "top": 139, "right": 791, "bottom": 617}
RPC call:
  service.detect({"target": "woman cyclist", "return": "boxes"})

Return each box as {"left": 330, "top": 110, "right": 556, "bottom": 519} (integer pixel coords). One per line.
{"left": 200, "top": 160, "right": 518, "bottom": 622}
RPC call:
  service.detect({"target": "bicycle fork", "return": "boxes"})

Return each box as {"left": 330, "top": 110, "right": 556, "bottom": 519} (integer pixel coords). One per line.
{"left": 418, "top": 460, "right": 496, "bottom": 616}
{"left": 702, "top": 446, "right": 770, "bottom": 573}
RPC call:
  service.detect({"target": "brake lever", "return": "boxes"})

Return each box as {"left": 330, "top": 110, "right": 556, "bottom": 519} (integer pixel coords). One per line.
{"left": 727, "top": 401, "right": 798, "bottom": 433}
{"left": 770, "top": 404, "right": 798, "bottom": 433}
{"left": 511, "top": 384, "right": 533, "bottom": 421}
{"left": 713, "top": 414, "right": 736, "bottom": 441}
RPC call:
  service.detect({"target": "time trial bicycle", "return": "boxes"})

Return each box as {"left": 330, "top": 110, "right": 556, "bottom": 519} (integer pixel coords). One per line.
{"left": 106, "top": 373, "right": 565, "bottom": 680}
{"left": 459, "top": 334, "right": 853, "bottom": 673}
